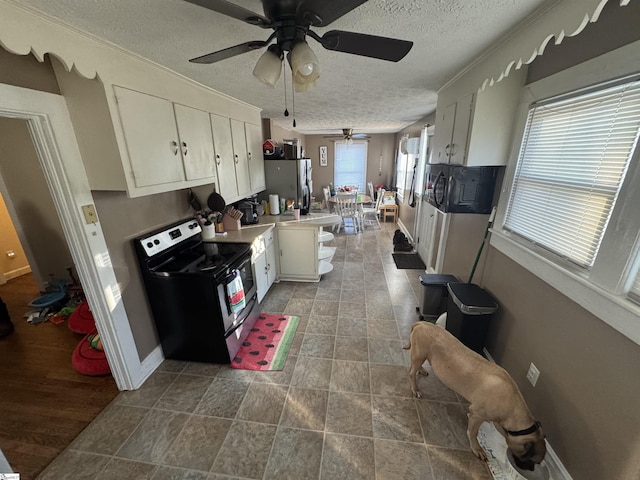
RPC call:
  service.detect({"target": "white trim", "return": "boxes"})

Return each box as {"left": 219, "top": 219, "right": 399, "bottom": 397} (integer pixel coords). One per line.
{"left": 0, "top": 82, "right": 145, "bottom": 390}
{"left": 491, "top": 230, "right": 640, "bottom": 346}
{"left": 2, "top": 266, "right": 31, "bottom": 280}
{"left": 139, "top": 345, "right": 165, "bottom": 382}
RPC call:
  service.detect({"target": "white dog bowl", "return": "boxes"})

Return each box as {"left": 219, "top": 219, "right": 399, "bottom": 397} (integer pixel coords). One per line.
{"left": 506, "top": 449, "right": 550, "bottom": 480}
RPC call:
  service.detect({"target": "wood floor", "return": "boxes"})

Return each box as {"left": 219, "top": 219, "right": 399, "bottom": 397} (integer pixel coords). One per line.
{"left": 0, "top": 274, "right": 119, "bottom": 480}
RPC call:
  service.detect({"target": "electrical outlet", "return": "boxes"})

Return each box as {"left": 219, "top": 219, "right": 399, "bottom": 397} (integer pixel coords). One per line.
{"left": 526, "top": 362, "right": 540, "bottom": 387}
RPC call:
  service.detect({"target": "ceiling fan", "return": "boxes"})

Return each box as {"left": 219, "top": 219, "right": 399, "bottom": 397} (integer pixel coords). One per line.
{"left": 185, "top": 0, "right": 413, "bottom": 91}
{"left": 323, "top": 128, "right": 371, "bottom": 143}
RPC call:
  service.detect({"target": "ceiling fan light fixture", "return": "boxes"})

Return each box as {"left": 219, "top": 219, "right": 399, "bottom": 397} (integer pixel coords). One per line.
{"left": 293, "top": 76, "right": 318, "bottom": 93}
{"left": 290, "top": 41, "right": 320, "bottom": 86}
{"left": 252, "top": 44, "right": 283, "bottom": 88}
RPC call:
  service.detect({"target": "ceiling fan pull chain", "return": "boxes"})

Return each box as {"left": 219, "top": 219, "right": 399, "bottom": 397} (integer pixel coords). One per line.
{"left": 283, "top": 61, "right": 289, "bottom": 117}
{"left": 291, "top": 69, "right": 296, "bottom": 128}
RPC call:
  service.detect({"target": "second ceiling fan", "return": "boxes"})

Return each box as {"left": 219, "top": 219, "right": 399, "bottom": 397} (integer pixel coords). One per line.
{"left": 185, "top": 0, "right": 413, "bottom": 91}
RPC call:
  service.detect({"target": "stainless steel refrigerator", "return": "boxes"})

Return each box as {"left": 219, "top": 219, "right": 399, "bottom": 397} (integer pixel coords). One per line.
{"left": 264, "top": 158, "right": 312, "bottom": 214}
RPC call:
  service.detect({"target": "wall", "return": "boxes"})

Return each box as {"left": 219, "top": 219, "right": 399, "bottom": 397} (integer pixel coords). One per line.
{"left": 0, "top": 117, "right": 74, "bottom": 288}
{"left": 0, "top": 48, "right": 59, "bottom": 93}
{"left": 0, "top": 192, "right": 29, "bottom": 280}
{"left": 304, "top": 133, "right": 396, "bottom": 201}
{"left": 435, "top": 1, "right": 640, "bottom": 479}
{"left": 92, "top": 190, "right": 193, "bottom": 360}
{"left": 395, "top": 113, "right": 436, "bottom": 238}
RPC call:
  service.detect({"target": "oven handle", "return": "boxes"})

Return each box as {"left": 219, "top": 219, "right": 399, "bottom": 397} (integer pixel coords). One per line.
{"left": 223, "top": 255, "right": 251, "bottom": 283}
{"left": 224, "top": 293, "right": 257, "bottom": 338}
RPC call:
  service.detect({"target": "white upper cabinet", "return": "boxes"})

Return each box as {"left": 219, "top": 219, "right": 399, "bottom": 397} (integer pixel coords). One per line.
{"left": 173, "top": 103, "right": 217, "bottom": 182}
{"left": 430, "top": 94, "right": 473, "bottom": 165}
{"left": 245, "top": 122, "right": 266, "bottom": 192}
{"left": 230, "top": 119, "right": 252, "bottom": 197}
{"left": 431, "top": 69, "right": 525, "bottom": 166}
{"left": 113, "top": 86, "right": 185, "bottom": 187}
{"left": 210, "top": 113, "right": 239, "bottom": 202}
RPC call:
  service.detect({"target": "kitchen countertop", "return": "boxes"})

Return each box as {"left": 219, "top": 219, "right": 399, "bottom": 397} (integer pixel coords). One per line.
{"left": 202, "top": 212, "right": 340, "bottom": 244}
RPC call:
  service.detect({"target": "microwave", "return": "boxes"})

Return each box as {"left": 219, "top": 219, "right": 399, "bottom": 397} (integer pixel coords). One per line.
{"left": 425, "top": 164, "right": 501, "bottom": 214}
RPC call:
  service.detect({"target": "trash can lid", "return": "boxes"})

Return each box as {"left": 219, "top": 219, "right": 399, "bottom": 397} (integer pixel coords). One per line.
{"left": 446, "top": 283, "right": 498, "bottom": 315}
{"left": 419, "top": 273, "right": 458, "bottom": 286}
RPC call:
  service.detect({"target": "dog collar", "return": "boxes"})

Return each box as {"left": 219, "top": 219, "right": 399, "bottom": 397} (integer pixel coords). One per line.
{"left": 507, "top": 422, "right": 539, "bottom": 436}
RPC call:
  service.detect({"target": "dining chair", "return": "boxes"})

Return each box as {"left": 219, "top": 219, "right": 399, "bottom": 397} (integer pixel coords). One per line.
{"left": 334, "top": 191, "right": 359, "bottom": 234}
{"left": 322, "top": 186, "right": 332, "bottom": 212}
{"left": 361, "top": 188, "right": 385, "bottom": 229}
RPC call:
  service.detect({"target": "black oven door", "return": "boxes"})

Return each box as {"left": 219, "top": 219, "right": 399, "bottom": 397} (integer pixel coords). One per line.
{"left": 426, "top": 164, "right": 451, "bottom": 212}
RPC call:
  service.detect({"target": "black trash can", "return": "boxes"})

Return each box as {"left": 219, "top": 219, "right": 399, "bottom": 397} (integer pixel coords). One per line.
{"left": 417, "top": 274, "right": 458, "bottom": 321}
{"left": 445, "top": 283, "right": 498, "bottom": 354}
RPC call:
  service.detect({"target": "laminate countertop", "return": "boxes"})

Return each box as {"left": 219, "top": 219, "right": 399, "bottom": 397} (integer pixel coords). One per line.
{"left": 202, "top": 212, "right": 340, "bottom": 244}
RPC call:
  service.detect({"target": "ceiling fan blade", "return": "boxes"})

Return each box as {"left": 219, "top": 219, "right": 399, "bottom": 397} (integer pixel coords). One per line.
{"left": 185, "top": 0, "right": 272, "bottom": 27}
{"left": 297, "top": 0, "right": 369, "bottom": 27}
{"left": 189, "top": 41, "right": 268, "bottom": 64}
{"left": 319, "top": 30, "right": 413, "bottom": 62}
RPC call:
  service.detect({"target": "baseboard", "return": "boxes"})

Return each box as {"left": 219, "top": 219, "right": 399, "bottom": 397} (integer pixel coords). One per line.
{"left": 396, "top": 219, "right": 413, "bottom": 243}
{"left": 3, "top": 266, "right": 31, "bottom": 281}
{"left": 135, "top": 345, "right": 164, "bottom": 389}
{"left": 481, "top": 348, "right": 573, "bottom": 480}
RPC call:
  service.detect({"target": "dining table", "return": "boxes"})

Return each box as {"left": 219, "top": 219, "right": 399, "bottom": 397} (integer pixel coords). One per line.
{"left": 328, "top": 194, "right": 372, "bottom": 204}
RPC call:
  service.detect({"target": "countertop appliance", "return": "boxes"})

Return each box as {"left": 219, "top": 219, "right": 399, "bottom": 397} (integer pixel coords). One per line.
{"left": 134, "top": 219, "right": 259, "bottom": 363}
{"left": 264, "top": 158, "right": 312, "bottom": 214}
{"left": 425, "top": 164, "right": 501, "bottom": 214}
{"left": 237, "top": 201, "right": 259, "bottom": 225}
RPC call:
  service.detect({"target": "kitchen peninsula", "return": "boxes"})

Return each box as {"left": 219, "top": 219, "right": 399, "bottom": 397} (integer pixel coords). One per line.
{"left": 203, "top": 212, "right": 341, "bottom": 298}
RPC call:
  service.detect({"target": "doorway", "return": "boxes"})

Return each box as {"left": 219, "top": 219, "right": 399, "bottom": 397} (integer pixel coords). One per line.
{"left": 0, "top": 116, "right": 120, "bottom": 479}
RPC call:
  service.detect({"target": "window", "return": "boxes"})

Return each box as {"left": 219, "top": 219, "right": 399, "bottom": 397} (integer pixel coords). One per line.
{"left": 334, "top": 141, "right": 367, "bottom": 191}
{"left": 505, "top": 76, "right": 640, "bottom": 269}
{"left": 491, "top": 61, "right": 640, "bottom": 344}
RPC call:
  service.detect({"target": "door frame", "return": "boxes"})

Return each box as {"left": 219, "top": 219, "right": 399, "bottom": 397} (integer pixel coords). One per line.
{"left": 0, "top": 82, "right": 145, "bottom": 390}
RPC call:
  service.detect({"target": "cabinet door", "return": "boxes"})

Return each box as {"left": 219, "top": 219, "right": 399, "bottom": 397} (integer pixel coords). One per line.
{"left": 277, "top": 228, "right": 317, "bottom": 277}
{"left": 113, "top": 86, "right": 185, "bottom": 187}
{"left": 174, "top": 103, "right": 217, "bottom": 181}
{"left": 449, "top": 94, "right": 473, "bottom": 165}
{"left": 254, "top": 251, "right": 269, "bottom": 303}
{"left": 265, "top": 230, "right": 277, "bottom": 287}
{"left": 430, "top": 102, "right": 456, "bottom": 164}
{"left": 230, "top": 119, "right": 252, "bottom": 197}
{"left": 245, "top": 122, "right": 266, "bottom": 192}
{"left": 210, "top": 114, "right": 239, "bottom": 201}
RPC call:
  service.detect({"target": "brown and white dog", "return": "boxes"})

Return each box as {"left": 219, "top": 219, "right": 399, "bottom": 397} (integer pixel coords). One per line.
{"left": 404, "top": 321, "right": 546, "bottom": 471}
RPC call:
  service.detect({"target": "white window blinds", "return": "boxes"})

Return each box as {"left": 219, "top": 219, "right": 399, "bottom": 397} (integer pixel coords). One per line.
{"left": 504, "top": 77, "right": 640, "bottom": 268}
{"left": 334, "top": 142, "right": 367, "bottom": 191}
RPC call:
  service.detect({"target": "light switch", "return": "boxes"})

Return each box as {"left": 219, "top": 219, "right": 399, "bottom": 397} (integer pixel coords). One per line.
{"left": 82, "top": 204, "right": 98, "bottom": 224}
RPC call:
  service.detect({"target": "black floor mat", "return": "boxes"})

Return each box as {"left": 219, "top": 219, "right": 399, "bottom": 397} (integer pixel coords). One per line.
{"left": 392, "top": 253, "right": 426, "bottom": 270}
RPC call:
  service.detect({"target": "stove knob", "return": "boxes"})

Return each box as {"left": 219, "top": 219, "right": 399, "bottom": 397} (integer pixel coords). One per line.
{"left": 191, "top": 222, "right": 199, "bottom": 229}
{"left": 146, "top": 242, "right": 153, "bottom": 248}
{"left": 154, "top": 239, "right": 160, "bottom": 245}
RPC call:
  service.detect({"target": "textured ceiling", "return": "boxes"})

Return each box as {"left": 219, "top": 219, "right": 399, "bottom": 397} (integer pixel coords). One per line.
{"left": 10, "top": 0, "right": 551, "bottom": 134}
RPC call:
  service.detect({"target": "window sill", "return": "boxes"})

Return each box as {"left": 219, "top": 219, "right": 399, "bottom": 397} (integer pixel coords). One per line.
{"left": 490, "top": 229, "right": 640, "bottom": 346}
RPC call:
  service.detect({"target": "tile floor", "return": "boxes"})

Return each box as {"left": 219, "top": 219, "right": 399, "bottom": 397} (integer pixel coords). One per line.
{"left": 36, "top": 223, "right": 492, "bottom": 480}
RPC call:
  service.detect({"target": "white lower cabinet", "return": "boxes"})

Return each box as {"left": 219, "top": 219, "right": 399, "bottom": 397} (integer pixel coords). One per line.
{"left": 276, "top": 225, "right": 337, "bottom": 282}
{"left": 276, "top": 226, "right": 319, "bottom": 282}
{"left": 254, "top": 229, "right": 277, "bottom": 303}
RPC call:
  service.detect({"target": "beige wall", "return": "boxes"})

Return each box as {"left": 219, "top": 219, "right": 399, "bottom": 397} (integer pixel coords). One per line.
{"left": 92, "top": 190, "right": 193, "bottom": 360}
{"left": 0, "top": 117, "right": 74, "bottom": 288}
{"left": 0, "top": 49, "right": 59, "bottom": 94}
{"left": 0, "top": 192, "right": 29, "bottom": 279}
{"left": 304, "top": 133, "right": 396, "bottom": 201}
{"left": 482, "top": 249, "right": 640, "bottom": 480}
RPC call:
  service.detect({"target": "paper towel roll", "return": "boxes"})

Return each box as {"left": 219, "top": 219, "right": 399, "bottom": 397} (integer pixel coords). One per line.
{"left": 269, "top": 194, "right": 280, "bottom": 215}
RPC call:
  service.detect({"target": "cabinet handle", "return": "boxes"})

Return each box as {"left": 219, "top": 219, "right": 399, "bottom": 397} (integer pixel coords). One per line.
{"left": 171, "top": 141, "right": 178, "bottom": 155}
{"left": 248, "top": 152, "right": 252, "bottom": 162}
{"left": 182, "top": 142, "right": 188, "bottom": 156}
{"left": 449, "top": 143, "right": 457, "bottom": 157}
{"left": 445, "top": 144, "right": 450, "bottom": 155}
{"left": 216, "top": 154, "right": 221, "bottom": 165}
{"left": 264, "top": 264, "right": 269, "bottom": 274}
{"left": 234, "top": 154, "right": 239, "bottom": 164}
